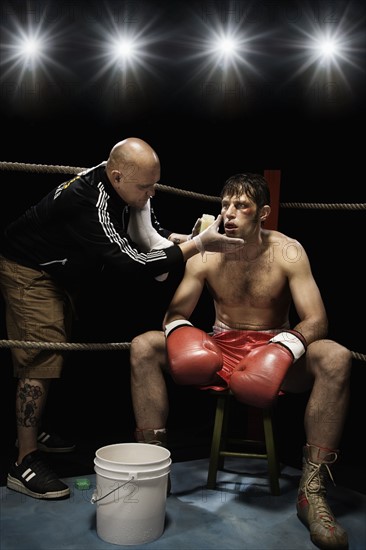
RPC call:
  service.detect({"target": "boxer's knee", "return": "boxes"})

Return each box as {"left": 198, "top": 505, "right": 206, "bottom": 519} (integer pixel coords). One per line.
{"left": 130, "top": 331, "right": 165, "bottom": 364}
{"left": 307, "top": 340, "right": 352, "bottom": 381}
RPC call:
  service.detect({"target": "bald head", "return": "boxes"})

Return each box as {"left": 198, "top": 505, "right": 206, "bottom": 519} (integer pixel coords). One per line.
{"left": 108, "top": 138, "right": 160, "bottom": 170}
{"left": 106, "top": 138, "right": 161, "bottom": 207}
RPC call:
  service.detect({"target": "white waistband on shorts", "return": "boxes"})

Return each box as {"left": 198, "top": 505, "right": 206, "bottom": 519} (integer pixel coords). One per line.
{"left": 212, "top": 320, "right": 290, "bottom": 335}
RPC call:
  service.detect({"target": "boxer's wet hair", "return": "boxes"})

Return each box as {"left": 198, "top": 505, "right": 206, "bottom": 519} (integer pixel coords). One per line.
{"left": 220, "top": 173, "right": 270, "bottom": 209}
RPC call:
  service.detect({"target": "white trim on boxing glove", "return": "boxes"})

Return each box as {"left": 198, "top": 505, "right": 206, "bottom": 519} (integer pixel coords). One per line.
{"left": 269, "top": 331, "right": 306, "bottom": 362}
{"left": 164, "top": 319, "right": 193, "bottom": 338}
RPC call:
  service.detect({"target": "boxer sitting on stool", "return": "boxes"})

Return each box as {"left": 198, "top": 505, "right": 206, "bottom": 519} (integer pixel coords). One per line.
{"left": 130, "top": 173, "right": 351, "bottom": 550}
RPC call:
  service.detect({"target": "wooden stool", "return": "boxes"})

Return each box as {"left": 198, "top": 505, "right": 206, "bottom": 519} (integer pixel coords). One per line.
{"left": 207, "top": 390, "right": 281, "bottom": 496}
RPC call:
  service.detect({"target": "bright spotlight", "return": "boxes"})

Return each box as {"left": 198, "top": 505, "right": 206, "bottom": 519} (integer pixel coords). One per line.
{"left": 281, "top": 3, "right": 365, "bottom": 89}
{"left": 83, "top": 5, "right": 167, "bottom": 88}
{"left": 0, "top": 9, "right": 70, "bottom": 86}
{"left": 206, "top": 31, "right": 247, "bottom": 70}
{"left": 4, "top": 30, "right": 49, "bottom": 72}
{"left": 19, "top": 37, "right": 43, "bottom": 60}
{"left": 175, "top": 7, "right": 267, "bottom": 93}
{"left": 318, "top": 39, "right": 339, "bottom": 59}
{"left": 310, "top": 32, "right": 343, "bottom": 66}
{"left": 109, "top": 37, "right": 140, "bottom": 64}
{"left": 215, "top": 37, "right": 238, "bottom": 56}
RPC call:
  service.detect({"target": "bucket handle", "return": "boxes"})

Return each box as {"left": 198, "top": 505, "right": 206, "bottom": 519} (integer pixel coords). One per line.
{"left": 91, "top": 475, "right": 135, "bottom": 504}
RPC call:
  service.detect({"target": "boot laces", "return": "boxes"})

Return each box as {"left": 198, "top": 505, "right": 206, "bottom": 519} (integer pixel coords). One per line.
{"left": 304, "top": 460, "right": 337, "bottom": 528}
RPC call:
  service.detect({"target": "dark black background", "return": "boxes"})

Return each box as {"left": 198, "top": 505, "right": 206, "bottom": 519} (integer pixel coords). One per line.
{"left": 0, "top": 0, "right": 365, "bottom": 484}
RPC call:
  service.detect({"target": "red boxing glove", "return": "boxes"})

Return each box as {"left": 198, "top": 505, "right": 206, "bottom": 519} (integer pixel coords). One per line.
{"left": 229, "top": 330, "right": 307, "bottom": 409}
{"left": 165, "top": 320, "right": 223, "bottom": 385}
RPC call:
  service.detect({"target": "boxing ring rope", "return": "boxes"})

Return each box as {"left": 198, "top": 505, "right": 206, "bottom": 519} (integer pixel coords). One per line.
{"left": 1, "top": 161, "right": 365, "bottom": 210}
{"left": 0, "top": 161, "right": 365, "bottom": 363}
{"left": 0, "top": 340, "right": 364, "bottom": 363}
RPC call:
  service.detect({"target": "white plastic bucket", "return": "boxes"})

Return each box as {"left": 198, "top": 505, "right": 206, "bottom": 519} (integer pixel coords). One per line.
{"left": 92, "top": 443, "right": 171, "bottom": 546}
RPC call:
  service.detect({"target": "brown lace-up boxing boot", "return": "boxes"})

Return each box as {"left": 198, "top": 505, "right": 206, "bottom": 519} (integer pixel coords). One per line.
{"left": 135, "top": 428, "right": 167, "bottom": 447}
{"left": 135, "top": 429, "right": 171, "bottom": 495}
{"left": 297, "top": 444, "right": 348, "bottom": 550}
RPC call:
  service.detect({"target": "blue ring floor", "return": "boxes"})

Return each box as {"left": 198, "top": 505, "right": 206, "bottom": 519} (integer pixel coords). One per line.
{"left": 1, "top": 456, "right": 365, "bottom": 550}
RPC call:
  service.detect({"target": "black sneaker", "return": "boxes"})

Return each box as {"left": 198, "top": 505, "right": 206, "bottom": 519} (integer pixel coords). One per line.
{"left": 37, "top": 432, "right": 76, "bottom": 453}
{"left": 15, "top": 432, "right": 76, "bottom": 453}
{"left": 7, "top": 451, "right": 70, "bottom": 500}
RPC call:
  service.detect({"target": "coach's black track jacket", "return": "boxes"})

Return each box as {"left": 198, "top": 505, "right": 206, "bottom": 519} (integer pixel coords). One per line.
{"left": 0, "top": 162, "right": 183, "bottom": 291}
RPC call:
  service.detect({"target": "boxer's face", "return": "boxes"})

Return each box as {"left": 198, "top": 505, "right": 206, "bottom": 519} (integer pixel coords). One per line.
{"left": 221, "top": 193, "right": 269, "bottom": 239}
{"left": 221, "top": 193, "right": 257, "bottom": 235}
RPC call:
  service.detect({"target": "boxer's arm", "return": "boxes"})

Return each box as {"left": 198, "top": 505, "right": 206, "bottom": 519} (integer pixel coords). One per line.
{"left": 285, "top": 240, "right": 328, "bottom": 343}
{"left": 163, "top": 255, "right": 221, "bottom": 385}
{"left": 163, "top": 254, "right": 207, "bottom": 328}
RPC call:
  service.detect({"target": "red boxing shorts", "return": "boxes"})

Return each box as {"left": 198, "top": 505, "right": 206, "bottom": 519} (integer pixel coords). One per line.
{"left": 199, "top": 328, "right": 278, "bottom": 392}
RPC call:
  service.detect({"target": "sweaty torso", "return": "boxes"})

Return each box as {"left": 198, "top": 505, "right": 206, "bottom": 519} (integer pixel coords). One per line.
{"left": 203, "top": 230, "right": 293, "bottom": 331}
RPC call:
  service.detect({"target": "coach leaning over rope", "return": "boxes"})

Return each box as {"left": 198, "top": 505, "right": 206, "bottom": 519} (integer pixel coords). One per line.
{"left": 0, "top": 137, "right": 245, "bottom": 501}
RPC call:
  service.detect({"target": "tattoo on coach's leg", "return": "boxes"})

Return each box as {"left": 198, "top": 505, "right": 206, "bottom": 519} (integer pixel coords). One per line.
{"left": 16, "top": 382, "right": 43, "bottom": 428}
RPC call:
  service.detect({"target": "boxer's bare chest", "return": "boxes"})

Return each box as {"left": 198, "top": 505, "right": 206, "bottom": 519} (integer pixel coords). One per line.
{"left": 207, "top": 249, "right": 287, "bottom": 308}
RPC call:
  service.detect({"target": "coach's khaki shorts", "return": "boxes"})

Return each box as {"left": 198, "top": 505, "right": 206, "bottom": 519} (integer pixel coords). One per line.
{"left": 0, "top": 255, "right": 73, "bottom": 378}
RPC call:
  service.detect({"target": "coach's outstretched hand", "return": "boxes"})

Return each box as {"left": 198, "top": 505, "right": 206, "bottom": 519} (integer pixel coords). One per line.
{"left": 193, "top": 215, "right": 245, "bottom": 254}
